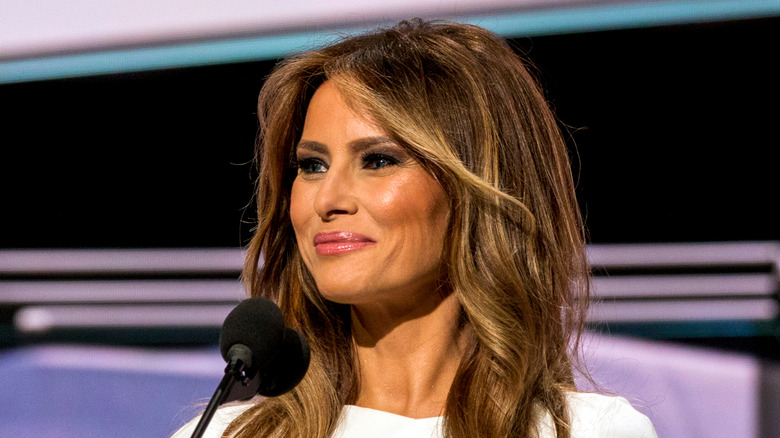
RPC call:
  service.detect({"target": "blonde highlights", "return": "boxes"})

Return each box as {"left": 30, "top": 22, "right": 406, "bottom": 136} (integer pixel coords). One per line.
{"left": 233, "top": 19, "right": 589, "bottom": 438}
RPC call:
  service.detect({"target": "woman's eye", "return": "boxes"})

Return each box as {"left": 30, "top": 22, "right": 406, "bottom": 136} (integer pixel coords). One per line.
{"left": 298, "top": 158, "right": 328, "bottom": 174}
{"left": 362, "top": 153, "right": 399, "bottom": 170}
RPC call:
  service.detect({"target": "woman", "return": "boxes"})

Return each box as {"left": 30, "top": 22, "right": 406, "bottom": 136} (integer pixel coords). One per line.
{"left": 175, "top": 19, "right": 656, "bottom": 438}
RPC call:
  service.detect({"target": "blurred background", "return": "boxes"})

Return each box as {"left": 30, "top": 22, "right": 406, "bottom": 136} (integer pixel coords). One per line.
{"left": 1, "top": 0, "right": 778, "bottom": 436}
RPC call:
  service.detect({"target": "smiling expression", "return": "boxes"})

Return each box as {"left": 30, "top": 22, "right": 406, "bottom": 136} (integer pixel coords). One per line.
{"left": 289, "top": 81, "right": 450, "bottom": 308}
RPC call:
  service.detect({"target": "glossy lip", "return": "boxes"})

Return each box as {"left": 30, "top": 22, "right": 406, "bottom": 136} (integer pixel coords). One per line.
{"left": 313, "top": 231, "right": 376, "bottom": 256}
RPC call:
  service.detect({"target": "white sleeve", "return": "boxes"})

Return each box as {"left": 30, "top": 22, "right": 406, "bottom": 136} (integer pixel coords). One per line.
{"left": 568, "top": 393, "right": 658, "bottom": 438}
{"left": 170, "top": 404, "right": 253, "bottom": 438}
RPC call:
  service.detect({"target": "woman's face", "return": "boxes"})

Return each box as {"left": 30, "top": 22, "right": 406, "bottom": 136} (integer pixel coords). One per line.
{"left": 290, "top": 81, "right": 450, "bottom": 308}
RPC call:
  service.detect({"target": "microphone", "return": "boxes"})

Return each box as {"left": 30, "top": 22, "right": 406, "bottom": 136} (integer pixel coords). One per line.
{"left": 219, "top": 297, "right": 285, "bottom": 379}
{"left": 190, "top": 297, "right": 310, "bottom": 438}
{"left": 256, "top": 326, "right": 310, "bottom": 397}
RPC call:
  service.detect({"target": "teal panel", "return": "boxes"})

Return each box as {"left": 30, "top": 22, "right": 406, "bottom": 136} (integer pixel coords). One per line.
{"left": 2, "top": 0, "right": 779, "bottom": 83}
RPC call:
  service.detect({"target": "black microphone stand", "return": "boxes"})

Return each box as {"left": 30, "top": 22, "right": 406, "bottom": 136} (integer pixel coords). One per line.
{"left": 190, "top": 346, "right": 253, "bottom": 438}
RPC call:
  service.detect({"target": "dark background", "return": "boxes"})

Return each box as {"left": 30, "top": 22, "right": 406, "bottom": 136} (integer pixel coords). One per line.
{"left": 1, "top": 17, "right": 777, "bottom": 249}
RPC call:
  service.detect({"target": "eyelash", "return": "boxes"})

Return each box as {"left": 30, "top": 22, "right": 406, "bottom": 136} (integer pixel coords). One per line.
{"left": 361, "top": 152, "right": 399, "bottom": 170}
{"left": 296, "top": 158, "right": 327, "bottom": 174}
{"left": 295, "top": 152, "right": 400, "bottom": 174}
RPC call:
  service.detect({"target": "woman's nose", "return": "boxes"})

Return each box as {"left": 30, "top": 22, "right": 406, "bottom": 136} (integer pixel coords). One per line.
{"left": 312, "top": 167, "right": 358, "bottom": 221}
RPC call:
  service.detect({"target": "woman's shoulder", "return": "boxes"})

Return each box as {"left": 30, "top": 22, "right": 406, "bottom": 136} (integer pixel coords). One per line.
{"left": 545, "top": 392, "right": 657, "bottom": 438}
{"left": 170, "top": 403, "right": 254, "bottom": 438}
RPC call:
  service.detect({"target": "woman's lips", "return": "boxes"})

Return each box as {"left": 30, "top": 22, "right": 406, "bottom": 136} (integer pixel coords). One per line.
{"left": 313, "top": 231, "right": 376, "bottom": 255}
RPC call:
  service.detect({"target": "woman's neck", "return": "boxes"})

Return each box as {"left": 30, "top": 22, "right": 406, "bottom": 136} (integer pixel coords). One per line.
{"left": 350, "top": 291, "right": 466, "bottom": 419}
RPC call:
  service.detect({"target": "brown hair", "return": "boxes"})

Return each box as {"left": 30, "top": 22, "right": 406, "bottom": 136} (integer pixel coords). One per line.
{"left": 231, "top": 19, "right": 589, "bottom": 438}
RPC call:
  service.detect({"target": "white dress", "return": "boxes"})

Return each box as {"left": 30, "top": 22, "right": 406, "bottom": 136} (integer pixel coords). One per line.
{"left": 171, "top": 392, "right": 657, "bottom": 438}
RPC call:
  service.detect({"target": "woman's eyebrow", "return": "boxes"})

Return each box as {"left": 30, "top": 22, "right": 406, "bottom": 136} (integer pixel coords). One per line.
{"left": 295, "top": 140, "right": 328, "bottom": 154}
{"left": 348, "top": 136, "right": 397, "bottom": 153}
{"left": 296, "top": 136, "right": 398, "bottom": 155}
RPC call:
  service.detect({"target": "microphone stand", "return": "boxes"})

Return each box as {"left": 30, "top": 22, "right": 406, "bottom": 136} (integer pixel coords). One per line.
{"left": 190, "top": 350, "right": 252, "bottom": 438}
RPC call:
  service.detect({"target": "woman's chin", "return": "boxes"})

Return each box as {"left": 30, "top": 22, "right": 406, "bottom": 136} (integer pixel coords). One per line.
{"left": 316, "top": 283, "right": 370, "bottom": 305}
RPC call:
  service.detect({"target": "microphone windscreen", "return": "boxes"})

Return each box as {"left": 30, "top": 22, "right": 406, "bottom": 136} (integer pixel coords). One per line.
{"left": 219, "top": 297, "right": 285, "bottom": 371}
{"left": 256, "top": 327, "right": 311, "bottom": 397}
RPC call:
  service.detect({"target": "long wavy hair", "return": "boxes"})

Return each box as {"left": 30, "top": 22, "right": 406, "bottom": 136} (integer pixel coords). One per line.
{"left": 230, "top": 19, "right": 589, "bottom": 438}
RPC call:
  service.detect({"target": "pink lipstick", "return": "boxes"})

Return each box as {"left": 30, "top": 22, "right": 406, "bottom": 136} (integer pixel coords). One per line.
{"left": 313, "top": 231, "right": 376, "bottom": 255}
